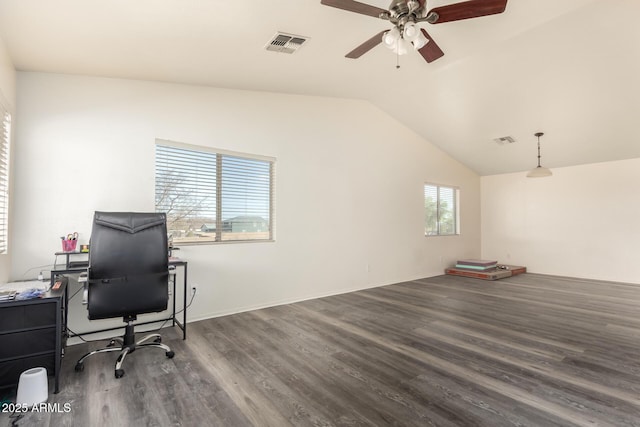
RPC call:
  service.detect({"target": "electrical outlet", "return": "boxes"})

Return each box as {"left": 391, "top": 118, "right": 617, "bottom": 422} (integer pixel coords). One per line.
{"left": 191, "top": 284, "right": 197, "bottom": 297}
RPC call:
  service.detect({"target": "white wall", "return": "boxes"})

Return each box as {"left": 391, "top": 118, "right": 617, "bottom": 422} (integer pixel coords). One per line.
{"left": 481, "top": 158, "right": 640, "bottom": 283}
{"left": 0, "top": 34, "right": 16, "bottom": 283}
{"left": 12, "top": 72, "right": 480, "bottom": 332}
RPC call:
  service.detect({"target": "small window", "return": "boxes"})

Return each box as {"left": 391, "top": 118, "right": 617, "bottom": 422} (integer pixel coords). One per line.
{"left": 155, "top": 140, "right": 274, "bottom": 244}
{"left": 424, "top": 183, "right": 459, "bottom": 236}
{"left": 0, "top": 103, "right": 11, "bottom": 254}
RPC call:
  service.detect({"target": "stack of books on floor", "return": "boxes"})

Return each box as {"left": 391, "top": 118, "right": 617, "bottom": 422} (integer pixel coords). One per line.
{"left": 445, "top": 260, "right": 527, "bottom": 281}
{"left": 455, "top": 259, "right": 498, "bottom": 271}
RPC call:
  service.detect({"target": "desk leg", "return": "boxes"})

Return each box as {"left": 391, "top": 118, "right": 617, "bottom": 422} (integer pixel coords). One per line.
{"left": 54, "top": 301, "right": 60, "bottom": 393}
{"left": 54, "top": 288, "right": 65, "bottom": 394}
{"left": 171, "top": 269, "right": 176, "bottom": 328}
{"left": 183, "top": 265, "right": 187, "bottom": 340}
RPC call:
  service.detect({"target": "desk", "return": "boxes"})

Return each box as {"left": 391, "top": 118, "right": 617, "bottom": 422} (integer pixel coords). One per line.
{"left": 0, "top": 279, "right": 67, "bottom": 394}
{"left": 50, "top": 258, "right": 188, "bottom": 341}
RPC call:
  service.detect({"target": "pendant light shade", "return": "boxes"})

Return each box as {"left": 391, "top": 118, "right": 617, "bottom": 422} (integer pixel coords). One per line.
{"left": 527, "top": 132, "right": 552, "bottom": 178}
{"left": 382, "top": 28, "right": 400, "bottom": 48}
{"left": 526, "top": 166, "right": 552, "bottom": 178}
{"left": 403, "top": 23, "right": 419, "bottom": 42}
{"left": 412, "top": 31, "right": 429, "bottom": 50}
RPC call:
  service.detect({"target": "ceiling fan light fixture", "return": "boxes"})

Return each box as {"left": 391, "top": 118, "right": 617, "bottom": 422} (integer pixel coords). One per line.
{"left": 382, "top": 27, "right": 400, "bottom": 49}
{"left": 395, "top": 37, "right": 410, "bottom": 55}
{"left": 403, "top": 23, "right": 419, "bottom": 42}
{"left": 527, "top": 132, "right": 552, "bottom": 178}
{"left": 412, "top": 31, "right": 429, "bottom": 50}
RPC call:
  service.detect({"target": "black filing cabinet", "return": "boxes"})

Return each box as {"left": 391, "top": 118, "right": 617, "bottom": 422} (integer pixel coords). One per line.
{"left": 0, "top": 280, "right": 67, "bottom": 393}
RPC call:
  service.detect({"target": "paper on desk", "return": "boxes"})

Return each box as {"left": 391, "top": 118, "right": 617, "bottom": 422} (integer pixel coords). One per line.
{"left": 0, "top": 280, "right": 49, "bottom": 293}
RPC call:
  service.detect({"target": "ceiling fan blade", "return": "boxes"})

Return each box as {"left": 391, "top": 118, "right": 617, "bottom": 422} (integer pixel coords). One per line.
{"left": 417, "top": 29, "right": 444, "bottom": 63}
{"left": 428, "top": 0, "right": 508, "bottom": 24}
{"left": 320, "top": 0, "right": 387, "bottom": 18}
{"left": 346, "top": 30, "right": 386, "bottom": 58}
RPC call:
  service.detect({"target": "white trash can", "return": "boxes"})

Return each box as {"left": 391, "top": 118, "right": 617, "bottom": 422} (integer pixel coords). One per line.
{"left": 16, "top": 367, "right": 48, "bottom": 407}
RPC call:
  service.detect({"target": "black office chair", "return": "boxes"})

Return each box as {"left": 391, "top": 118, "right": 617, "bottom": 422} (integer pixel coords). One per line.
{"left": 75, "top": 211, "right": 175, "bottom": 378}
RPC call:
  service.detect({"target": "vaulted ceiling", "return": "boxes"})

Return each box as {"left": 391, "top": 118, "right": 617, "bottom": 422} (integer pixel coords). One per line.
{"left": 0, "top": 0, "right": 638, "bottom": 175}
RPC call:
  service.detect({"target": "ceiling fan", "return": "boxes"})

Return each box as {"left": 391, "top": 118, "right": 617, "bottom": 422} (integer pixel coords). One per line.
{"left": 320, "top": 0, "right": 508, "bottom": 64}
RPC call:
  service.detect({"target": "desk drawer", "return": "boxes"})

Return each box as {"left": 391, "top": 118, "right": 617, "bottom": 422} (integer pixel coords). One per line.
{"left": 0, "top": 302, "right": 56, "bottom": 330}
{"left": 0, "top": 327, "right": 56, "bottom": 359}
{"left": 0, "top": 354, "right": 55, "bottom": 390}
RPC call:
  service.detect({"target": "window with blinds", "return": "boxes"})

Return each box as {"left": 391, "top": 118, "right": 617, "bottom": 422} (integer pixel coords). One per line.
{"left": 0, "top": 105, "right": 11, "bottom": 254}
{"left": 155, "top": 141, "right": 274, "bottom": 244}
{"left": 424, "top": 183, "right": 459, "bottom": 236}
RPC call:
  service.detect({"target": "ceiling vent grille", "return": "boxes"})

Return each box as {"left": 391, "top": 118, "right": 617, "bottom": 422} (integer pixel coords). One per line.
{"left": 265, "top": 32, "right": 309, "bottom": 54}
{"left": 493, "top": 136, "right": 516, "bottom": 145}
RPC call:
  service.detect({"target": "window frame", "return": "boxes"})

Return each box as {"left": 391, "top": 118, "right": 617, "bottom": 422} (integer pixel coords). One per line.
{"left": 155, "top": 139, "right": 275, "bottom": 245}
{"left": 424, "top": 182, "right": 460, "bottom": 237}
{"left": 0, "top": 98, "right": 11, "bottom": 254}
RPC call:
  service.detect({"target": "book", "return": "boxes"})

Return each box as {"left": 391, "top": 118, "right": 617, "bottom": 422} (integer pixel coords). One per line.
{"left": 0, "top": 290, "right": 17, "bottom": 301}
{"left": 457, "top": 259, "right": 498, "bottom": 267}
{"left": 455, "top": 264, "right": 497, "bottom": 271}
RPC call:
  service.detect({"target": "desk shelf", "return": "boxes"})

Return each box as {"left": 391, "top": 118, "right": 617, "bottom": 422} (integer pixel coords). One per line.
{"left": 54, "top": 251, "right": 89, "bottom": 270}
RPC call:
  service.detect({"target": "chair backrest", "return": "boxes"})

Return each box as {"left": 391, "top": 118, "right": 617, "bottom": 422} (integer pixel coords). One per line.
{"left": 87, "top": 211, "right": 169, "bottom": 320}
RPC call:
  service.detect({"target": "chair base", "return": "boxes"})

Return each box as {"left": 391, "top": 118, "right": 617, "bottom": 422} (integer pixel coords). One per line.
{"left": 75, "top": 321, "right": 175, "bottom": 379}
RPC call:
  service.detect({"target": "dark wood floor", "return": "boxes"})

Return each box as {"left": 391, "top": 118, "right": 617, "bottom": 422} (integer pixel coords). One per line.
{"left": 3, "top": 273, "right": 640, "bottom": 426}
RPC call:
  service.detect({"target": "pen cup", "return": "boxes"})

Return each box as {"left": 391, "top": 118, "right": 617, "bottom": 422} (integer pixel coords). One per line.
{"left": 62, "top": 239, "right": 77, "bottom": 252}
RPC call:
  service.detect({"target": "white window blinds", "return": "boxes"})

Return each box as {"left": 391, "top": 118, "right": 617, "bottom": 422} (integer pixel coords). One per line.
{"left": 155, "top": 141, "right": 274, "bottom": 244}
{"left": 0, "top": 104, "right": 11, "bottom": 254}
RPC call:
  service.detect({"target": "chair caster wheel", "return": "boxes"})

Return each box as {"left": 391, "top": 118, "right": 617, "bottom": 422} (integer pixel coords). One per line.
{"left": 166, "top": 351, "right": 175, "bottom": 359}
{"left": 75, "top": 363, "right": 84, "bottom": 372}
{"left": 154, "top": 337, "right": 162, "bottom": 343}
{"left": 115, "top": 369, "right": 125, "bottom": 378}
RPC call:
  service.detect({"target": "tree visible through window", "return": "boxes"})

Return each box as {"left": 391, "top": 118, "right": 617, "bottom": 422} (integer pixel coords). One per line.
{"left": 424, "top": 184, "right": 459, "bottom": 236}
{"left": 155, "top": 141, "right": 274, "bottom": 244}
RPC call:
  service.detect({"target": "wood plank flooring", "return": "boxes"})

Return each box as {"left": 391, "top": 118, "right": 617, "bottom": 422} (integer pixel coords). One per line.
{"left": 2, "top": 273, "right": 640, "bottom": 426}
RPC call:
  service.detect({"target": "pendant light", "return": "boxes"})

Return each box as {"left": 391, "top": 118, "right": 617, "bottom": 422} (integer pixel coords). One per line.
{"left": 527, "top": 132, "right": 552, "bottom": 178}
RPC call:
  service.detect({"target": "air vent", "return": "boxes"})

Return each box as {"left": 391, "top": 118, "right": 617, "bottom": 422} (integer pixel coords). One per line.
{"left": 265, "top": 32, "right": 309, "bottom": 54}
{"left": 493, "top": 136, "right": 516, "bottom": 145}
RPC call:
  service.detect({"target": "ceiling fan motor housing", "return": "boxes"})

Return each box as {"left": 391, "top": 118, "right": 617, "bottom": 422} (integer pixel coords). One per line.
{"left": 383, "top": 0, "right": 429, "bottom": 26}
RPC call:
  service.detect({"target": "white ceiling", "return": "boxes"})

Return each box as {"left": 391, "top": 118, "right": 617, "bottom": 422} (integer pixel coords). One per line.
{"left": 0, "top": 0, "right": 638, "bottom": 175}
